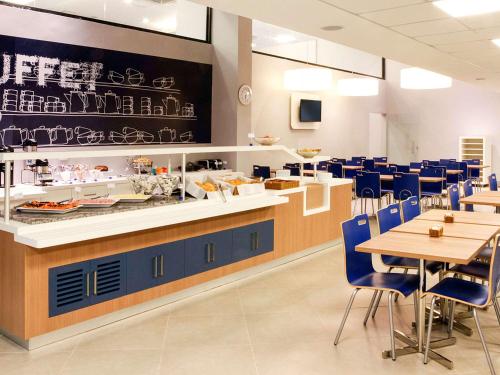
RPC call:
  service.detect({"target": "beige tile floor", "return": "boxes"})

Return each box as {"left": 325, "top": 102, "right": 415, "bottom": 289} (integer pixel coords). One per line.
{"left": 0, "top": 199, "right": 499, "bottom": 375}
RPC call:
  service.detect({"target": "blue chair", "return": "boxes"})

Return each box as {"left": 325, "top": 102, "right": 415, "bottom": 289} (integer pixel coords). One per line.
{"left": 353, "top": 171, "right": 387, "bottom": 215}
{"left": 253, "top": 165, "right": 271, "bottom": 179}
{"left": 410, "top": 162, "right": 422, "bottom": 170}
{"left": 335, "top": 214, "right": 419, "bottom": 361}
{"left": 458, "top": 161, "right": 468, "bottom": 182}
{"left": 395, "top": 165, "right": 410, "bottom": 173}
{"left": 331, "top": 158, "right": 346, "bottom": 165}
{"left": 463, "top": 179, "right": 474, "bottom": 212}
{"left": 327, "top": 162, "right": 343, "bottom": 178}
{"left": 420, "top": 166, "right": 445, "bottom": 208}
{"left": 303, "top": 163, "right": 314, "bottom": 170}
{"left": 447, "top": 184, "right": 460, "bottom": 211}
{"left": 423, "top": 234, "right": 500, "bottom": 374}
{"left": 284, "top": 165, "right": 300, "bottom": 176}
{"left": 465, "top": 159, "right": 481, "bottom": 188}
{"left": 444, "top": 162, "right": 460, "bottom": 186}
{"left": 374, "top": 157, "right": 387, "bottom": 163}
{"left": 345, "top": 160, "right": 361, "bottom": 179}
{"left": 362, "top": 159, "right": 375, "bottom": 171}
{"left": 393, "top": 173, "right": 420, "bottom": 201}
{"left": 352, "top": 156, "right": 366, "bottom": 163}
{"left": 427, "top": 160, "right": 440, "bottom": 166}
{"left": 318, "top": 161, "right": 328, "bottom": 171}
{"left": 401, "top": 196, "right": 420, "bottom": 222}
{"left": 489, "top": 173, "right": 497, "bottom": 191}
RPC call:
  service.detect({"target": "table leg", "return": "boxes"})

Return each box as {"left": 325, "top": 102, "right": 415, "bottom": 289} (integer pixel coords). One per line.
{"left": 418, "top": 259, "right": 426, "bottom": 352}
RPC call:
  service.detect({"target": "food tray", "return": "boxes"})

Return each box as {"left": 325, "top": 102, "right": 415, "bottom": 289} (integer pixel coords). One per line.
{"left": 78, "top": 199, "right": 119, "bottom": 208}
{"left": 16, "top": 206, "right": 80, "bottom": 214}
{"left": 265, "top": 179, "right": 300, "bottom": 190}
{"left": 111, "top": 194, "right": 152, "bottom": 203}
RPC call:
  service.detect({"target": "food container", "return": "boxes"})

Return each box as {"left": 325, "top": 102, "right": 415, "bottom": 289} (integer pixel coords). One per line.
{"left": 156, "top": 175, "right": 180, "bottom": 196}
{"left": 185, "top": 175, "right": 216, "bottom": 199}
{"left": 265, "top": 179, "right": 300, "bottom": 190}
{"left": 444, "top": 213, "right": 454, "bottom": 223}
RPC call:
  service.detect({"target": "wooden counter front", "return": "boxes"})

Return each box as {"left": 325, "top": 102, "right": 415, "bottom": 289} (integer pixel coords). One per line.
{"left": 0, "top": 182, "right": 352, "bottom": 342}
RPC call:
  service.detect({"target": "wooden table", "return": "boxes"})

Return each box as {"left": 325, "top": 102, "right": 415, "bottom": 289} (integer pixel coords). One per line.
{"left": 409, "top": 168, "right": 462, "bottom": 175}
{"left": 390, "top": 219, "right": 499, "bottom": 241}
{"left": 460, "top": 193, "right": 500, "bottom": 213}
{"left": 342, "top": 165, "right": 363, "bottom": 170}
{"left": 466, "top": 190, "right": 500, "bottom": 197}
{"left": 356, "top": 230, "right": 488, "bottom": 368}
{"left": 416, "top": 209, "right": 500, "bottom": 226}
{"left": 468, "top": 164, "right": 490, "bottom": 169}
{"left": 375, "top": 162, "right": 389, "bottom": 166}
{"left": 380, "top": 175, "right": 444, "bottom": 183}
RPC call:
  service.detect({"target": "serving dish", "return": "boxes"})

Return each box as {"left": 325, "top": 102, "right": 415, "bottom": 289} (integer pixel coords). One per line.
{"left": 17, "top": 201, "right": 81, "bottom": 214}
{"left": 297, "top": 148, "right": 321, "bottom": 158}
{"left": 111, "top": 194, "right": 152, "bottom": 203}
{"left": 77, "top": 198, "right": 118, "bottom": 208}
{"left": 254, "top": 136, "right": 280, "bottom": 146}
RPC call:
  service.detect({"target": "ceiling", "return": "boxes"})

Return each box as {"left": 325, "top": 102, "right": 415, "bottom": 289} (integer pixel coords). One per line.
{"left": 192, "top": 0, "right": 500, "bottom": 92}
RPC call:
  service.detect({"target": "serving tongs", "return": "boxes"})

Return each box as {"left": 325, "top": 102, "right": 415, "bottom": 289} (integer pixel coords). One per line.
{"left": 215, "top": 182, "right": 228, "bottom": 203}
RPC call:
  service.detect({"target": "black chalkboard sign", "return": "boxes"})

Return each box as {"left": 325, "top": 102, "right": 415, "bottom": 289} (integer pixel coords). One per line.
{"left": 0, "top": 34, "right": 212, "bottom": 147}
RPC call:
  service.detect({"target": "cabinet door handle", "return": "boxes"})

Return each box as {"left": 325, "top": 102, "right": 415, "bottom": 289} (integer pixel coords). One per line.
{"left": 93, "top": 271, "right": 98, "bottom": 296}
{"left": 210, "top": 243, "right": 216, "bottom": 262}
{"left": 153, "top": 256, "right": 158, "bottom": 278}
{"left": 86, "top": 273, "right": 90, "bottom": 297}
{"left": 206, "top": 243, "right": 215, "bottom": 263}
{"left": 159, "top": 255, "right": 164, "bottom": 277}
{"left": 255, "top": 232, "right": 260, "bottom": 250}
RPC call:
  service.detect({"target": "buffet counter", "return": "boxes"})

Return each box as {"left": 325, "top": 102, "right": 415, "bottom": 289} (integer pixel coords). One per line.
{"left": 0, "top": 175, "right": 352, "bottom": 349}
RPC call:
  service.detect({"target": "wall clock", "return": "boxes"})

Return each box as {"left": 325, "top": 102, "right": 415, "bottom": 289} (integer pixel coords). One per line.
{"left": 238, "top": 84, "right": 253, "bottom": 106}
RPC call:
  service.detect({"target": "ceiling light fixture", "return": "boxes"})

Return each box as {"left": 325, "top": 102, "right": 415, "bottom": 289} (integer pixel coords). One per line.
{"left": 123, "top": 0, "right": 133, "bottom": 4}
{"left": 433, "top": 0, "right": 500, "bottom": 17}
{"left": 273, "top": 34, "right": 297, "bottom": 44}
{"left": 284, "top": 68, "right": 333, "bottom": 92}
{"left": 492, "top": 38, "right": 500, "bottom": 47}
{"left": 400, "top": 67, "right": 452, "bottom": 89}
{"left": 321, "top": 25, "right": 344, "bottom": 31}
{"left": 6, "top": 0, "right": 34, "bottom": 5}
{"left": 142, "top": 17, "right": 150, "bottom": 24}
{"left": 337, "top": 78, "right": 379, "bottom": 97}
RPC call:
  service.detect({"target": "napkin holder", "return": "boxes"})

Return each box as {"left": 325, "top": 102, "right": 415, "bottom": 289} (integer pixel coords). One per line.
{"left": 429, "top": 225, "right": 444, "bottom": 238}
{"left": 444, "top": 213, "right": 454, "bottom": 223}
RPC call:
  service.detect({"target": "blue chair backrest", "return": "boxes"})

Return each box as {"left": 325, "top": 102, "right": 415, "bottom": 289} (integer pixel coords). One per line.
{"left": 284, "top": 166, "right": 300, "bottom": 176}
{"left": 396, "top": 165, "right": 410, "bottom": 173}
{"left": 341, "top": 214, "right": 375, "bottom": 284}
{"left": 318, "top": 161, "right": 328, "bottom": 170}
{"left": 401, "top": 196, "right": 420, "bottom": 222}
{"left": 410, "top": 162, "right": 422, "bottom": 169}
{"left": 373, "top": 167, "right": 393, "bottom": 175}
{"left": 489, "top": 174, "right": 498, "bottom": 191}
{"left": 427, "top": 160, "right": 439, "bottom": 166}
{"left": 458, "top": 161, "right": 468, "bottom": 181}
{"left": 448, "top": 184, "right": 460, "bottom": 211}
{"left": 463, "top": 179, "right": 474, "bottom": 212}
{"left": 327, "top": 162, "right": 343, "bottom": 178}
{"left": 393, "top": 173, "right": 420, "bottom": 201}
{"left": 445, "top": 162, "right": 460, "bottom": 184}
{"left": 420, "top": 166, "right": 444, "bottom": 194}
{"left": 352, "top": 156, "right": 366, "bottom": 163}
{"left": 373, "top": 157, "right": 387, "bottom": 163}
{"left": 331, "top": 158, "right": 346, "bottom": 165}
{"left": 377, "top": 203, "right": 402, "bottom": 234}
{"left": 347, "top": 160, "right": 362, "bottom": 166}
{"left": 362, "top": 159, "right": 375, "bottom": 171}
{"left": 303, "top": 163, "right": 314, "bottom": 170}
{"left": 355, "top": 171, "right": 381, "bottom": 198}
{"left": 253, "top": 165, "right": 271, "bottom": 179}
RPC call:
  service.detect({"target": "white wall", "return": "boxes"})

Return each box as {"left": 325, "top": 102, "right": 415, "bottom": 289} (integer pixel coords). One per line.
{"left": 244, "top": 52, "right": 386, "bottom": 172}
{"left": 386, "top": 59, "right": 500, "bottom": 170}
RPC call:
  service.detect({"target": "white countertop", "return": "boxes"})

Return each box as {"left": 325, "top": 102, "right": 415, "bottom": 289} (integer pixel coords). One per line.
{"left": 0, "top": 193, "right": 288, "bottom": 248}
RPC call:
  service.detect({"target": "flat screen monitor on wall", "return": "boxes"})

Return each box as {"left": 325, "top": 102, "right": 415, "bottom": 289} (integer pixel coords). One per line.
{"left": 299, "top": 99, "right": 322, "bottom": 122}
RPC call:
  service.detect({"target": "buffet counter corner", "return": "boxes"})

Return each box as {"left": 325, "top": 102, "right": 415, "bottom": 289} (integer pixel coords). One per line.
{"left": 0, "top": 178, "right": 352, "bottom": 349}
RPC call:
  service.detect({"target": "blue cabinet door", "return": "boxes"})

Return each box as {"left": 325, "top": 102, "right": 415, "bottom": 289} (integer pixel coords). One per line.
{"left": 90, "top": 254, "right": 127, "bottom": 305}
{"left": 185, "top": 230, "right": 233, "bottom": 276}
{"left": 49, "top": 260, "right": 91, "bottom": 317}
{"left": 157, "top": 240, "right": 186, "bottom": 285}
{"left": 126, "top": 245, "right": 161, "bottom": 294}
{"left": 232, "top": 220, "right": 274, "bottom": 262}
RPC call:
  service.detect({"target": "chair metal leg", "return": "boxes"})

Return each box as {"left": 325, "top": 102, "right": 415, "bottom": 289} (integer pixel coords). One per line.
{"left": 353, "top": 198, "right": 358, "bottom": 216}
{"left": 493, "top": 298, "right": 500, "bottom": 326}
{"left": 334, "top": 288, "right": 359, "bottom": 345}
{"left": 448, "top": 301, "right": 455, "bottom": 338}
{"left": 472, "top": 308, "right": 497, "bottom": 375}
{"left": 372, "top": 290, "right": 383, "bottom": 319}
{"left": 364, "top": 291, "right": 379, "bottom": 325}
{"left": 424, "top": 296, "right": 437, "bottom": 364}
{"left": 388, "top": 292, "right": 396, "bottom": 361}
{"left": 413, "top": 292, "right": 419, "bottom": 332}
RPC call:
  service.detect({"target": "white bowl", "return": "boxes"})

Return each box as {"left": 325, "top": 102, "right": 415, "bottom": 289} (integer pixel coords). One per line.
{"left": 254, "top": 137, "right": 280, "bottom": 146}
{"left": 297, "top": 148, "right": 321, "bottom": 158}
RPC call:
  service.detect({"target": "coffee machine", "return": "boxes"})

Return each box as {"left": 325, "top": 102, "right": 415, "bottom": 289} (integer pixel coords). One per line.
{"left": 34, "top": 159, "right": 53, "bottom": 186}
{"left": 0, "top": 146, "right": 14, "bottom": 188}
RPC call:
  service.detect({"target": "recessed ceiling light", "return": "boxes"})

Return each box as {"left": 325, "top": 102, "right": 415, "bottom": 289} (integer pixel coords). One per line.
{"left": 142, "top": 17, "right": 150, "bottom": 24}
{"left": 492, "top": 38, "right": 500, "bottom": 47}
{"left": 273, "top": 34, "right": 296, "bottom": 44}
{"left": 433, "top": 0, "right": 500, "bottom": 17}
{"left": 321, "top": 25, "right": 343, "bottom": 31}
{"left": 6, "top": 0, "right": 34, "bottom": 5}
{"left": 251, "top": 42, "right": 256, "bottom": 48}
{"left": 123, "top": 0, "right": 133, "bottom": 4}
